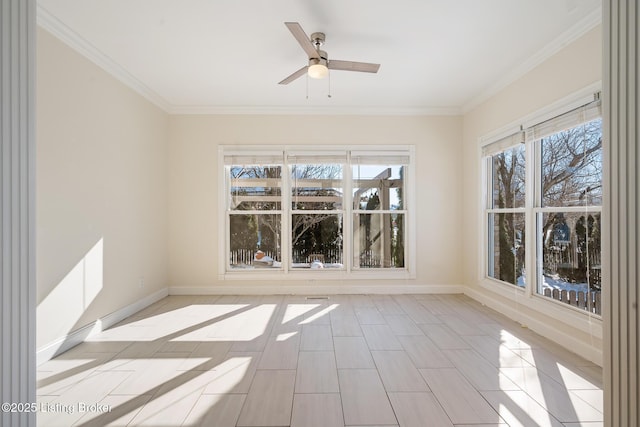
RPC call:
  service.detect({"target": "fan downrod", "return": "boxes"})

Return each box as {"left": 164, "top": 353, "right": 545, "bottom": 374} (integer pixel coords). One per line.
{"left": 310, "top": 32, "right": 325, "bottom": 49}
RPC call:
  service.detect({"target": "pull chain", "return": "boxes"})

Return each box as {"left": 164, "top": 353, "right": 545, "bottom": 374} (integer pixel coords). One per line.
{"left": 328, "top": 70, "right": 332, "bottom": 98}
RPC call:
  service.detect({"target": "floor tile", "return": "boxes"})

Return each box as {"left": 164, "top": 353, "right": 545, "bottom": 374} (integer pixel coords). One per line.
{"left": 236, "top": 369, "right": 296, "bottom": 426}
{"left": 202, "top": 352, "right": 260, "bottom": 394}
{"left": 383, "top": 315, "right": 423, "bottom": 336}
{"left": 299, "top": 302, "right": 336, "bottom": 325}
{"left": 291, "top": 393, "right": 344, "bottom": 427}
{"left": 258, "top": 334, "right": 300, "bottom": 369}
{"left": 392, "top": 295, "right": 440, "bottom": 324}
{"left": 110, "top": 356, "right": 190, "bottom": 395}
{"left": 419, "top": 323, "right": 470, "bottom": 349}
{"left": 398, "top": 335, "right": 453, "bottom": 369}
{"left": 37, "top": 370, "right": 132, "bottom": 427}
{"left": 36, "top": 294, "right": 603, "bottom": 427}
{"left": 334, "top": 336, "right": 376, "bottom": 369}
{"left": 300, "top": 324, "right": 334, "bottom": 351}
{"left": 371, "top": 351, "right": 429, "bottom": 392}
{"left": 515, "top": 347, "right": 602, "bottom": 389}
{"left": 438, "top": 314, "right": 489, "bottom": 335}
{"left": 126, "top": 383, "right": 202, "bottom": 426}
{"left": 372, "top": 296, "right": 405, "bottom": 315}
{"left": 355, "top": 306, "right": 386, "bottom": 324}
{"left": 179, "top": 341, "right": 233, "bottom": 371}
{"left": 181, "top": 393, "right": 246, "bottom": 427}
{"left": 37, "top": 352, "right": 117, "bottom": 396}
{"left": 419, "top": 368, "right": 503, "bottom": 424}
{"left": 443, "top": 348, "right": 520, "bottom": 391}
{"left": 338, "top": 369, "right": 397, "bottom": 426}
{"left": 330, "top": 310, "right": 363, "bottom": 337}
{"left": 482, "top": 390, "right": 564, "bottom": 427}
{"left": 361, "top": 324, "right": 403, "bottom": 350}
{"left": 388, "top": 392, "right": 453, "bottom": 427}
{"left": 72, "top": 394, "right": 152, "bottom": 427}
{"left": 463, "top": 334, "right": 532, "bottom": 368}
{"left": 500, "top": 367, "right": 603, "bottom": 423}
{"left": 295, "top": 351, "right": 339, "bottom": 393}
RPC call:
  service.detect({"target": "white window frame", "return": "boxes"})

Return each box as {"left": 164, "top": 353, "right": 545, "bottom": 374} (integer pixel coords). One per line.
{"left": 479, "top": 85, "right": 604, "bottom": 324}
{"left": 219, "top": 145, "right": 416, "bottom": 281}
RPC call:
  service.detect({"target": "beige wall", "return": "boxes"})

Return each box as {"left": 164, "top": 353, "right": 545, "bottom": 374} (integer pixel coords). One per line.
{"left": 461, "top": 26, "right": 603, "bottom": 363}
{"left": 168, "top": 114, "right": 463, "bottom": 291}
{"left": 36, "top": 29, "right": 169, "bottom": 348}
{"left": 36, "top": 19, "right": 603, "bottom": 362}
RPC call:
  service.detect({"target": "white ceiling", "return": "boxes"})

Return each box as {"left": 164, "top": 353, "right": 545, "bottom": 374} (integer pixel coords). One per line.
{"left": 37, "top": 0, "right": 602, "bottom": 115}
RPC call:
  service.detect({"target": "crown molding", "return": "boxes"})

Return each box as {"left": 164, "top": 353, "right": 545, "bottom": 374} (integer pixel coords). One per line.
{"left": 37, "top": 4, "right": 172, "bottom": 112}
{"left": 168, "top": 104, "right": 462, "bottom": 116}
{"left": 37, "top": 3, "right": 600, "bottom": 118}
{"left": 36, "top": 4, "right": 460, "bottom": 117}
{"left": 462, "top": 7, "right": 602, "bottom": 114}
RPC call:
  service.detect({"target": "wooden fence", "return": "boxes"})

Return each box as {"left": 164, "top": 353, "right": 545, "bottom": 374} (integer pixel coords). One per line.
{"left": 543, "top": 288, "right": 601, "bottom": 315}
{"left": 229, "top": 248, "right": 343, "bottom": 266}
{"left": 229, "top": 249, "right": 279, "bottom": 266}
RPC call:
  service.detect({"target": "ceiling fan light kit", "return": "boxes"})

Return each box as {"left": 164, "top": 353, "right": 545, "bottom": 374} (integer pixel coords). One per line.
{"left": 308, "top": 56, "right": 328, "bottom": 79}
{"left": 279, "top": 22, "right": 380, "bottom": 85}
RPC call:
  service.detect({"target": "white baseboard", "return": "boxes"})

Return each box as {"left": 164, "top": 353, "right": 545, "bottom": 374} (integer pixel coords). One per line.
{"left": 169, "top": 284, "right": 464, "bottom": 296}
{"left": 37, "top": 287, "right": 169, "bottom": 365}
{"left": 463, "top": 286, "right": 603, "bottom": 366}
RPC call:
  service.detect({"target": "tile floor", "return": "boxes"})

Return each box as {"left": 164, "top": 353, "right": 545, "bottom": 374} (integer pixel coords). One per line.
{"left": 36, "top": 294, "right": 603, "bottom": 426}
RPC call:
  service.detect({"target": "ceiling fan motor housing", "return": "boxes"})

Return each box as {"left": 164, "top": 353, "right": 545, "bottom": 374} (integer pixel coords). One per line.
{"left": 310, "top": 32, "right": 326, "bottom": 47}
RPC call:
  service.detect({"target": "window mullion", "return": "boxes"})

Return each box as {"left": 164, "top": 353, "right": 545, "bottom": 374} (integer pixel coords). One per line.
{"left": 523, "top": 137, "right": 537, "bottom": 297}
{"left": 282, "top": 160, "right": 291, "bottom": 273}
{"left": 344, "top": 157, "right": 352, "bottom": 272}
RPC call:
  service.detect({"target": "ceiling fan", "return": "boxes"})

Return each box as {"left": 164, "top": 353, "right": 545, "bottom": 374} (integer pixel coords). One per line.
{"left": 278, "top": 22, "right": 380, "bottom": 85}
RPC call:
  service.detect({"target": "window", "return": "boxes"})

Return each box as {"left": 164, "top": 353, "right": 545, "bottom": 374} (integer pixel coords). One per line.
{"left": 352, "top": 153, "right": 408, "bottom": 269}
{"left": 289, "top": 155, "right": 345, "bottom": 269}
{"left": 485, "top": 138, "right": 525, "bottom": 286}
{"left": 483, "top": 95, "right": 602, "bottom": 315}
{"left": 223, "top": 147, "right": 414, "bottom": 276}
{"left": 227, "top": 154, "right": 283, "bottom": 269}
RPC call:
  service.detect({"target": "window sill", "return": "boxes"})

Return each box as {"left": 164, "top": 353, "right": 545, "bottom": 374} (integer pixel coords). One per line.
{"left": 221, "top": 268, "right": 415, "bottom": 281}
{"left": 479, "top": 276, "right": 602, "bottom": 339}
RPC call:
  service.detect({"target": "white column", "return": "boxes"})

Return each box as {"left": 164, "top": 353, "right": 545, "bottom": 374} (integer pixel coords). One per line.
{"left": 1, "top": 0, "right": 36, "bottom": 426}
{"left": 603, "top": 1, "right": 640, "bottom": 426}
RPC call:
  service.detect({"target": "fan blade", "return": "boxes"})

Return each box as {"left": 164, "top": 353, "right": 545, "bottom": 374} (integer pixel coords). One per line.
{"left": 279, "top": 66, "right": 308, "bottom": 85}
{"left": 285, "top": 22, "right": 320, "bottom": 59}
{"left": 328, "top": 60, "right": 380, "bottom": 73}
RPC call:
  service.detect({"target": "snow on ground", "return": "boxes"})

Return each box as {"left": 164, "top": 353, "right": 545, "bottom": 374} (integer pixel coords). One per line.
{"left": 517, "top": 274, "right": 589, "bottom": 293}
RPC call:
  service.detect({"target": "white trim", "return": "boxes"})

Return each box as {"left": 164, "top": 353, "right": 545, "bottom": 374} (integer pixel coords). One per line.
{"left": 463, "top": 7, "right": 602, "bottom": 113}
{"left": 476, "top": 83, "right": 604, "bottom": 363}
{"left": 169, "top": 284, "right": 463, "bottom": 296}
{"left": 465, "top": 285, "right": 602, "bottom": 366}
{"left": 36, "top": 5, "right": 172, "bottom": 112}
{"left": 36, "top": 287, "right": 169, "bottom": 365}
{"left": 169, "top": 105, "right": 462, "bottom": 116}
{"left": 34, "top": 10, "right": 461, "bottom": 118}
{"left": 222, "top": 145, "right": 416, "bottom": 279}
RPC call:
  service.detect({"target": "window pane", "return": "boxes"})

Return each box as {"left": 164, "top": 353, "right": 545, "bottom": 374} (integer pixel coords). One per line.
{"left": 291, "top": 214, "right": 343, "bottom": 268}
{"left": 538, "top": 211, "right": 601, "bottom": 314}
{"left": 353, "top": 165, "right": 405, "bottom": 210}
{"left": 491, "top": 145, "right": 525, "bottom": 209}
{"left": 354, "top": 213, "right": 405, "bottom": 268}
{"left": 229, "top": 214, "right": 281, "bottom": 269}
{"left": 291, "top": 164, "right": 343, "bottom": 210}
{"left": 541, "top": 118, "right": 602, "bottom": 207}
{"left": 488, "top": 212, "right": 525, "bottom": 286}
{"left": 230, "top": 166, "right": 281, "bottom": 210}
